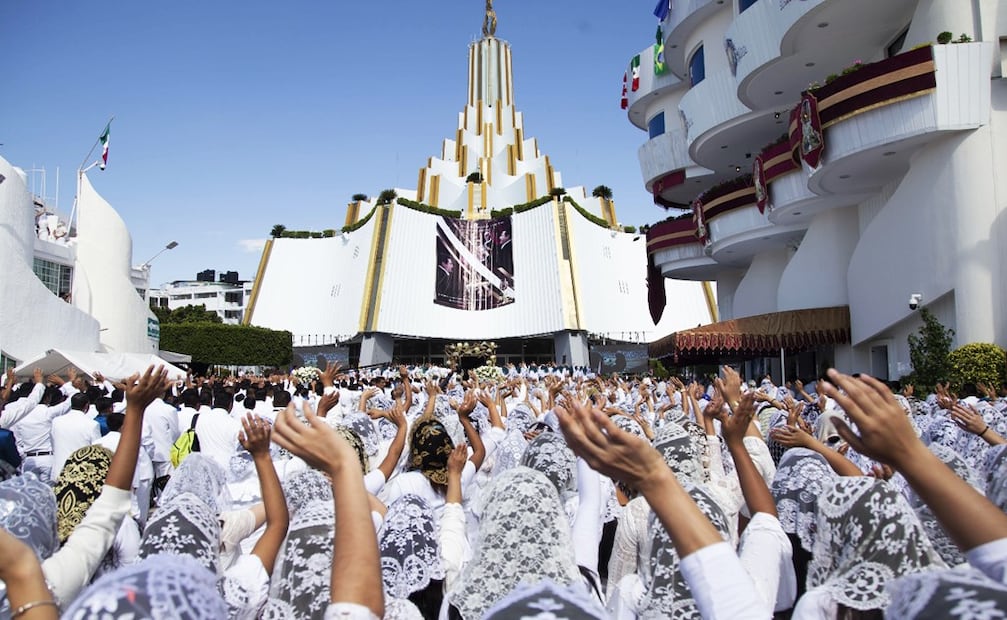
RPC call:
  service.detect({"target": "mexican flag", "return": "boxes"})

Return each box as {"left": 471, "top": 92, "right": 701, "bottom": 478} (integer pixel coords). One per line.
{"left": 620, "top": 71, "right": 629, "bottom": 109}
{"left": 99, "top": 122, "right": 110, "bottom": 170}
{"left": 654, "top": 26, "right": 667, "bottom": 75}
{"left": 631, "top": 55, "right": 641, "bottom": 91}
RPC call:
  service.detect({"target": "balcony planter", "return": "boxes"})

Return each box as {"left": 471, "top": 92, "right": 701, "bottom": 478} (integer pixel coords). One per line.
{"left": 787, "top": 46, "right": 938, "bottom": 168}
{"left": 754, "top": 136, "right": 799, "bottom": 213}
{"left": 646, "top": 216, "right": 700, "bottom": 256}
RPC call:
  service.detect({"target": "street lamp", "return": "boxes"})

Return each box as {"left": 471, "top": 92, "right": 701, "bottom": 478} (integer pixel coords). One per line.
{"left": 140, "top": 241, "right": 179, "bottom": 270}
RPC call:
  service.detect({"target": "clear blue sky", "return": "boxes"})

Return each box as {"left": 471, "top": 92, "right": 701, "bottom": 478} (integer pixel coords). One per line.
{"left": 4, "top": 0, "right": 663, "bottom": 287}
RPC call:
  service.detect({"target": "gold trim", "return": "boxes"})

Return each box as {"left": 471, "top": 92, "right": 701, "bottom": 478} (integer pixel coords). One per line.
{"left": 344, "top": 201, "right": 360, "bottom": 228}
{"left": 242, "top": 238, "right": 274, "bottom": 325}
{"left": 417, "top": 168, "right": 427, "bottom": 203}
{"left": 430, "top": 175, "right": 440, "bottom": 207}
{"left": 533, "top": 138, "right": 539, "bottom": 159}
{"left": 368, "top": 206, "right": 394, "bottom": 332}
{"left": 703, "top": 186, "right": 755, "bottom": 213}
{"left": 507, "top": 145, "right": 515, "bottom": 176}
{"left": 818, "top": 63, "right": 935, "bottom": 111}
{"left": 553, "top": 201, "right": 582, "bottom": 330}
{"left": 764, "top": 151, "right": 794, "bottom": 169}
{"left": 359, "top": 206, "right": 394, "bottom": 332}
{"left": 456, "top": 129, "right": 463, "bottom": 161}
{"left": 545, "top": 156, "right": 555, "bottom": 191}
{"left": 515, "top": 128, "right": 524, "bottom": 160}
{"left": 485, "top": 157, "right": 492, "bottom": 186}
{"left": 525, "top": 173, "right": 536, "bottom": 201}
{"left": 468, "top": 44, "right": 475, "bottom": 107}
{"left": 702, "top": 281, "right": 719, "bottom": 323}
{"left": 496, "top": 103, "right": 503, "bottom": 134}
{"left": 477, "top": 102, "right": 483, "bottom": 134}
{"left": 467, "top": 182, "right": 475, "bottom": 218}
{"left": 505, "top": 45, "right": 513, "bottom": 105}
{"left": 647, "top": 229, "right": 696, "bottom": 245}
{"left": 601, "top": 198, "right": 617, "bottom": 227}
{"left": 460, "top": 145, "right": 468, "bottom": 177}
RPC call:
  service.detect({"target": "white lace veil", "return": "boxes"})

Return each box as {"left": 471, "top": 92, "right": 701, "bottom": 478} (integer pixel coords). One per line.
{"left": 982, "top": 444, "right": 1007, "bottom": 513}
{"left": 0, "top": 473, "right": 58, "bottom": 616}
{"left": 450, "top": 467, "right": 581, "bottom": 619}
{"left": 139, "top": 491, "right": 222, "bottom": 574}
{"left": 159, "top": 453, "right": 230, "bottom": 513}
{"left": 266, "top": 498, "right": 335, "bottom": 619}
{"left": 651, "top": 422, "right": 703, "bottom": 487}
{"left": 638, "top": 484, "right": 730, "bottom": 619}
{"left": 807, "top": 477, "right": 946, "bottom": 611}
{"left": 770, "top": 447, "right": 834, "bottom": 552}
{"left": 521, "top": 431, "right": 577, "bottom": 497}
{"left": 378, "top": 494, "right": 445, "bottom": 599}
{"left": 484, "top": 579, "right": 607, "bottom": 619}
{"left": 886, "top": 567, "right": 1007, "bottom": 619}
{"left": 62, "top": 553, "right": 228, "bottom": 619}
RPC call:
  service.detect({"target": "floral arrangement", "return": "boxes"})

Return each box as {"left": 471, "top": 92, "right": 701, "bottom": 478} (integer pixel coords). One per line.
{"left": 473, "top": 364, "right": 504, "bottom": 382}
{"left": 445, "top": 341, "right": 497, "bottom": 368}
{"left": 291, "top": 366, "right": 320, "bottom": 385}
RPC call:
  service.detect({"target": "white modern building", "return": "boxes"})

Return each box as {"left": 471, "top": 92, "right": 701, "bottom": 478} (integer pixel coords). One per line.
{"left": 628, "top": 0, "right": 1006, "bottom": 381}
{"left": 0, "top": 158, "right": 159, "bottom": 370}
{"left": 246, "top": 10, "right": 716, "bottom": 368}
{"left": 148, "top": 271, "right": 254, "bottom": 325}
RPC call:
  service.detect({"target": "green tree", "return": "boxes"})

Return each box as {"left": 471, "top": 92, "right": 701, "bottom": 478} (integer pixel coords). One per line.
{"left": 351, "top": 193, "right": 368, "bottom": 202}
{"left": 907, "top": 308, "right": 954, "bottom": 392}
{"left": 592, "top": 185, "right": 613, "bottom": 200}
{"left": 270, "top": 224, "right": 286, "bottom": 238}
{"left": 948, "top": 343, "right": 1006, "bottom": 391}
{"left": 466, "top": 172, "right": 483, "bottom": 183}
{"left": 159, "top": 304, "right": 223, "bottom": 324}
{"left": 160, "top": 323, "right": 291, "bottom": 366}
{"left": 377, "top": 189, "right": 398, "bottom": 206}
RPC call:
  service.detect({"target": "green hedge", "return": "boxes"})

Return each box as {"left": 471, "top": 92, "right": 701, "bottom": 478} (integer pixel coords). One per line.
{"left": 564, "top": 196, "right": 612, "bottom": 229}
{"left": 948, "top": 343, "right": 1006, "bottom": 391}
{"left": 396, "top": 198, "right": 462, "bottom": 219}
{"left": 160, "top": 323, "right": 292, "bottom": 366}
{"left": 342, "top": 204, "right": 378, "bottom": 233}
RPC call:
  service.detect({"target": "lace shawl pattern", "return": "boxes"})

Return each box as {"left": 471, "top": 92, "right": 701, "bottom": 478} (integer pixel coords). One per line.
{"left": 378, "top": 494, "right": 445, "bottom": 599}
{"left": 770, "top": 448, "right": 834, "bottom": 552}
{"left": 139, "top": 492, "right": 222, "bottom": 574}
{"left": 886, "top": 567, "right": 1007, "bottom": 619}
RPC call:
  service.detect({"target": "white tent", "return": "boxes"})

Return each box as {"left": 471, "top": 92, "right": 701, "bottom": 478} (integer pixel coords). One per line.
{"left": 12, "top": 349, "right": 187, "bottom": 382}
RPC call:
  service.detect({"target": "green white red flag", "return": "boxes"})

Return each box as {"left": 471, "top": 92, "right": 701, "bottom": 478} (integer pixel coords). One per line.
{"left": 99, "top": 122, "right": 110, "bottom": 170}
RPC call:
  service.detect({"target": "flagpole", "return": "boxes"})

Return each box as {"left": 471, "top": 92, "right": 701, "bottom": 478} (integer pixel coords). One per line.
{"left": 77, "top": 115, "right": 114, "bottom": 173}
{"left": 70, "top": 116, "right": 114, "bottom": 237}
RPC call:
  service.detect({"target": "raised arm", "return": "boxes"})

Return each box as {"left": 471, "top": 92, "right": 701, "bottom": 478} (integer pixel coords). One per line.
{"left": 107, "top": 366, "right": 168, "bottom": 490}
{"left": 715, "top": 390, "right": 777, "bottom": 516}
{"left": 0, "top": 529, "right": 57, "bottom": 620}
{"left": 770, "top": 424, "right": 864, "bottom": 477}
{"left": 376, "top": 400, "right": 408, "bottom": 481}
{"left": 823, "top": 370, "right": 1007, "bottom": 553}
{"left": 455, "top": 391, "right": 486, "bottom": 470}
{"left": 239, "top": 414, "right": 288, "bottom": 575}
{"left": 272, "top": 402, "right": 383, "bottom": 618}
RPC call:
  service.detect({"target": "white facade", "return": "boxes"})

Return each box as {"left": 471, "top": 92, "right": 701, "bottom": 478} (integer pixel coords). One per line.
{"left": 248, "top": 32, "right": 715, "bottom": 365}
{"left": 0, "top": 157, "right": 157, "bottom": 367}
{"left": 630, "top": 0, "right": 1006, "bottom": 379}
{"left": 148, "top": 278, "right": 254, "bottom": 325}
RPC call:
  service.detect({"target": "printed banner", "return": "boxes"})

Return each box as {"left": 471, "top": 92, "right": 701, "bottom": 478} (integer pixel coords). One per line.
{"left": 435, "top": 216, "right": 515, "bottom": 311}
{"left": 798, "top": 91, "right": 824, "bottom": 168}
{"left": 753, "top": 154, "right": 769, "bottom": 214}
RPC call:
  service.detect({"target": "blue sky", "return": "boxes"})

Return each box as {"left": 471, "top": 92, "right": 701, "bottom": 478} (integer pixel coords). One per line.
{"left": 4, "top": 1, "right": 663, "bottom": 286}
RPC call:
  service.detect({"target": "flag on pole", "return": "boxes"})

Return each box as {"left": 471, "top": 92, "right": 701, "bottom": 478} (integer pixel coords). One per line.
{"left": 620, "top": 71, "right": 629, "bottom": 109}
{"left": 654, "top": 26, "right": 667, "bottom": 75}
{"left": 653, "top": 0, "right": 671, "bottom": 21}
{"left": 99, "top": 122, "right": 111, "bottom": 170}
{"left": 631, "top": 55, "right": 641, "bottom": 91}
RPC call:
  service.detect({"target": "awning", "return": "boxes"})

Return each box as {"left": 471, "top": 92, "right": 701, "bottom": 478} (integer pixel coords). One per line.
{"left": 13, "top": 349, "right": 188, "bottom": 382}
{"left": 650, "top": 306, "right": 851, "bottom": 363}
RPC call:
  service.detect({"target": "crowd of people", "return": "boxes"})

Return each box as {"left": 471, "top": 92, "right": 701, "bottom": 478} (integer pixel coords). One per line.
{"left": 1, "top": 359, "right": 1007, "bottom": 619}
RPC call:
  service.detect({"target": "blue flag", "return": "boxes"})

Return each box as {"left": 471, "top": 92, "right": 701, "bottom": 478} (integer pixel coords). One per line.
{"left": 653, "top": 0, "right": 670, "bottom": 20}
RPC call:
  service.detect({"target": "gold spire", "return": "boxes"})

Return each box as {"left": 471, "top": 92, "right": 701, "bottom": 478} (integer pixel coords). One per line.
{"left": 482, "top": 0, "right": 497, "bottom": 38}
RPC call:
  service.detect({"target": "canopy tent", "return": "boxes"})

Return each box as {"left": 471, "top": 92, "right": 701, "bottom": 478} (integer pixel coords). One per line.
{"left": 650, "top": 306, "right": 851, "bottom": 365}
{"left": 12, "top": 349, "right": 187, "bottom": 382}
{"left": 157, "top": 350, "right": 192, "bottom": 365}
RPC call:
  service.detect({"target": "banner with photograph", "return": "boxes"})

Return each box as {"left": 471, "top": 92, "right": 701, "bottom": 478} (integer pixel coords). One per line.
{"left": 435, "top": 216, "right": 515, "bottom": 311}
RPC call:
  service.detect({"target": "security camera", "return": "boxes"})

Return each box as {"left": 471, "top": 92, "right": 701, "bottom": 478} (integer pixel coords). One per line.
{"left": 909, "top": 293, "right": 922, "bottom": 310}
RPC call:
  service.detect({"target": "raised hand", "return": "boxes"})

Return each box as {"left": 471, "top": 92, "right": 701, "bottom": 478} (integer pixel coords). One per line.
{"left": 316, "top": 392, "right": 340, "bottom": 418}
{"left": 456, "top": 391, "right": 477, "bottom": 418}
{"left": 384, "top": 401, "right": 407, "bottom": 429}
{"left": 32, "top": 367, "right": 43, "bottom": 385}
{"left": 125, "top": 365, "right": 170, "bottom": 412}
{"left": 239, "top": 414, "right": 272, "bottom": 456}
{"left": 770, "top": 424, "right": 815, "bottom": 449}
{"left": 715, "top": 365, "right": 743, "bottom": 412}
{"left": 715, "top": 391, "right": 756, "bottom": 445}
{"left": 819, "top": 370, "right": 921, "bottom": 468}
{"left": 319, "top": 361, "right": 342, "bottom": 387}
{"left": 272, "top": 402, "right": 361, "bottom": 475}
{"left": 447, "top": 443, "right": 468, "bottom": 478}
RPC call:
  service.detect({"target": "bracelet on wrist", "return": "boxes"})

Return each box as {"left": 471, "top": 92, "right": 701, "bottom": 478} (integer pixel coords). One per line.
{"left": 980, "top": 426, "right": 991, "bottom": 437}
{"left": 12, "top": 600, "right": 57, "bottom": 619}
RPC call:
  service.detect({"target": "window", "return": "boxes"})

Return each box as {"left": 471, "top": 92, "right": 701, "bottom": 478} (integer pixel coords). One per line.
{"left": 32, "top": 258, "right": 72, "bottom": 298}
{"left": 170, "top": 294, "right": 193, "bottom": 301}
{"left": 689, "top": 45, "right": 705, "bottom": 87}
{"left": 224, "top": 292, "right": 243, "bottom": 304}
{"left": 648, "top": 112, "right": 666, "bottom": 139}
{"left": 886, "top": 26, "right": 910, "bottom": 58}
{"left": 0, "top": 352, "right": 17, "bottom": 373}
{"left": 194, "top": 292, "right": 216, "bottom": 299}
{"left": 738, "top": 0, "right": 758, "bottom": 13}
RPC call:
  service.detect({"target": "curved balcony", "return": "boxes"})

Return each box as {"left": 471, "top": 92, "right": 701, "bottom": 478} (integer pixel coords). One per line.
{"left": 664, "top": 0, "right": 722, "bottom": 79}
{"left": 627, "top": 46, "right": 685, "bottom": 131}
{"left": 647, "top": 217, "right": 719, "bottom": 281}
{"left": 680, "top": 71, "right": 750, "bottom": 147}
{"left": 639, "top": 129, "right": 692, "bottom": 191}
{"left": 727, "top": 0, "right": 916, "bottom": 110}
{"left": 799, "top": 43, "right": 992, "bottom": 196}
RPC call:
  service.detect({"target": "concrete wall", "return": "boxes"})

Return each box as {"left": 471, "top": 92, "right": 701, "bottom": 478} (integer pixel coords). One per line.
{"left": 0, "top": 158, "right": 100, "bottom": 362}
{"left": 777, "top": 207, "right": 858, "bottom": 311}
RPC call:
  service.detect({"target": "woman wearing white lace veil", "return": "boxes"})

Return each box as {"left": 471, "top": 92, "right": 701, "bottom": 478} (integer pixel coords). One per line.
{"left": 886, "top": 566, "right": 1007, "bottom": 619}
{"left": 483, "top": 579, "right": 607, "bottom": 619}
{"left": 982, "top": 444, "right": 1007, "bottom": 512}
{"left": 62, "top": 553, "right": 228, "bottom": 619}
{"left": 0, "top": 473, "right": 58, "bottom": 618}
{"left": 378, "top": 494, "right": 445, "bottom": 619}
{"left": 793, "top": 476, "right": 946, "bottom": 618}
{"left": 158, "top": 453, "right": 230, "bottom": 514}
{"left": 138, "top": 491, "right": 222, "bottom": 573}
{"left": 262, "top": 469, "right": 335, "bottom": 619}
{"left": 443, "top": 466, "right": 587, "bottom": 619}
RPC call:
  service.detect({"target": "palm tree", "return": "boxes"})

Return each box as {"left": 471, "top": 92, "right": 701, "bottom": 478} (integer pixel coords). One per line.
{"left": 351, "top": 193, "right": 368, "bottom": 202}
{"left": 377, "top": 189, "right": 398, "bottom": 206}
{"left": 270, "top": 224, "right": 286, "bottom": 238}
{"left": 592, "top": 185, "right": 614, "bottom": 200}
{"left": 466, "top": 172, "right": 483, "bottom": 183}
